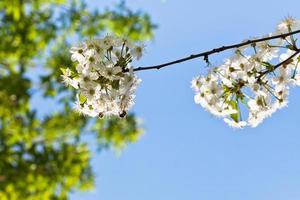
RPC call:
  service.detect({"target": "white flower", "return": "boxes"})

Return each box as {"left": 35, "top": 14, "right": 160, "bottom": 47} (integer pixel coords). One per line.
{"left": 61, "top": 68, "right": 79, "bottom": 89}
{"left": 101, "top": 34, "right": 117, "bottom": 49}
{"left": 61, "top": 75, "right": 79, "bottom": 89}
{"left": 256, "top": 41, "right": 279, "bottom": 60}
{"left": 277, "top": 17, "right": 300, "bottom": 33}
{"left": 248, "top": 112, "right": 266, "bottom": 127}
{"left": 191, "top": 76, "right": 207, "bottom": 91}
{"left": 272, "top": 68, "right": 290, "bottom": 92}
{"left": 248, "top": 94, "right": 271, "bottom": 112}
{"left": 75, "top": 102, "right": 99, "bottom": 117}
{"left": 131, "top": 44, "right": 145, "bottom": 60}
{"left": 70, "top": 45, "right": 86, "bottom": 64}
{"left": 100, "top": 65, "right": 122, "bottom": 81}
{"left": 78, "top": 71, "right": 99, "bottom": 87}
{"left": 80, "top": 82, "right": 101, "bottom": 100}
{"left": 224, "top": 118, "right": 247, "bottom": 129}
{"left": 63, "top": 35, "right": 143, "bottom": 118}
{"left": 191, "top": 19, "right": 300, "bottom": 128}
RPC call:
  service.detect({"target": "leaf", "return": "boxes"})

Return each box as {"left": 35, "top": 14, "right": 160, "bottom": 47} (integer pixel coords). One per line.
{"left": 228, "top": 100, "right": 239, "bottom": 122}
{"left": 79, "top": 94, "right": 87, "bottom": 105}
{"left": 111, "top": 80, "right": 120, "bottom": 90}
{"left": 60, "top": 67, "right": 67, "bottom": 75}
{"left": 0, "top": 0, "right": 154, "bottom": 198}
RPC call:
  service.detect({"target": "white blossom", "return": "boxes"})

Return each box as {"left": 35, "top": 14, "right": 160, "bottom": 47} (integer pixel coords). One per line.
{"left": 191, "top": 18, "right": 300, "bottom": 128}
{"left": 62, "top": 34, "right": 143, "bottom": 118}
{"left": 224, "top": 118, "right": 247, "bottom": 129}
{"left": 277, "top": 17, "right": 300, "bottom": 33}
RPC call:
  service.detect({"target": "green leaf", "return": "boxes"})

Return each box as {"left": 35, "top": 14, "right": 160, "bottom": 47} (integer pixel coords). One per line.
{"left": 228, "top": 100, "right": 239, "bottom": 122}
{"left": 0, "top": 0, "right": 154, "bottom": 198}
{"left": 60, "top": 67, "right": 67, "bottom": 75}
{"left": 79, "top": 94, "right": 87, "bottom": 105}
{"left": 111, "top": 80, "right": 120, "bottom": 90}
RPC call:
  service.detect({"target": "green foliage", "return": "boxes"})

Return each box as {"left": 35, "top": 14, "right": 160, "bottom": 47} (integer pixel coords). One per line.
{"left": 93, "top": 115, "right": 143, "bottom": 150}
{"left": 0, "top": 0, "right": 155, "bottom": 199}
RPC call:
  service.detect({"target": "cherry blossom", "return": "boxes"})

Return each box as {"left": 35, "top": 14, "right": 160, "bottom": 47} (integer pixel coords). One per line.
{"left": 61, "top": 35, "right": 144, "bottom": 118}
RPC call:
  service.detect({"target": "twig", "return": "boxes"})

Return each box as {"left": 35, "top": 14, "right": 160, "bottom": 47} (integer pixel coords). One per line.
{"left": 257, "top": 49, "right": 300, "bottom": 82}
{"left": 132, "top": 29, "right": 300, "bottom": 72}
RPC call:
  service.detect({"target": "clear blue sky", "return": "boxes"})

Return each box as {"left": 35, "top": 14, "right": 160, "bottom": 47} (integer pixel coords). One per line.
{"left": 70, "top": 0, "right": 300, "bottom": 199}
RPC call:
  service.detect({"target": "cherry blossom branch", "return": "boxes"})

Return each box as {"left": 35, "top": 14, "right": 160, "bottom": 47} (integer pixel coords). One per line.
{"left": 64, "top": 18, "right": 300, "bottom": 127}
{"left": 133, "top": 29, "right": 300, "bottom": 72}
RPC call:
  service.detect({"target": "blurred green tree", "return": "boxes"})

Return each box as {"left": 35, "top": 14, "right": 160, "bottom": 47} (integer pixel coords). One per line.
{"left": 0, "top": 0, "right": 155, "bottom": 199}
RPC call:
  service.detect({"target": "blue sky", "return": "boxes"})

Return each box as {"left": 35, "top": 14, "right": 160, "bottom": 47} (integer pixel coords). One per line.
{"left": 71, "top": 0, "right": 300, "bottom": 200}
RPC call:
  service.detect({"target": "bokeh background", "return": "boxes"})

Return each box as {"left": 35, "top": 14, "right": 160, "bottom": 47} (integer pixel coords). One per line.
{"left": 1, "top": 0, "right": 300, "bottom": 200}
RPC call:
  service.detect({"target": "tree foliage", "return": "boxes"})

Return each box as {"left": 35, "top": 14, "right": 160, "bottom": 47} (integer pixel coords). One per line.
{"left": 0, "top": 0, "right": 155, "bottom": 199}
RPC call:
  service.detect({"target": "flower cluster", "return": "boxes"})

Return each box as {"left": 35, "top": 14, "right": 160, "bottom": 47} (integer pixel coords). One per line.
{"left": 61, "top": 18, "right": 300, "bottom": 128}
{"left": 61, "top": 35, "right": 144, "bottom": 118}
{"left": 191, "top": 17, "right": 300, "bottom": 128}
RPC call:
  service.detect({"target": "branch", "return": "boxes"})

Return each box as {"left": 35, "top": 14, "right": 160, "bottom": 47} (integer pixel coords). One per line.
{"left": 257, "top": 49, "right": 300, "bottom": 81}
{"left": 132, "top": 29, "right": 300, "bottom": 72}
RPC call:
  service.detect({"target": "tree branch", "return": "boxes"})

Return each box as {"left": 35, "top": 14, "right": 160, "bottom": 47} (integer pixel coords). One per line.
{"left": 132, "top": 29, "right": 300, "bottom": 72}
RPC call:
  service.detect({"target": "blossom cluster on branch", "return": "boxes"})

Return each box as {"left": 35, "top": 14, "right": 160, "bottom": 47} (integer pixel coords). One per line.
{"left": 61, "top": 35, "right": 144, "bottom": 118}
{"left": 62, "top": 17, "right": 300, "bottom": 128}
{"left": 192, "top": 17, "right": 300, "bottom": 128}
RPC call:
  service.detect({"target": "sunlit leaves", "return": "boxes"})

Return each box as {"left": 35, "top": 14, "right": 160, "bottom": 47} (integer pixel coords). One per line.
{"left": 0, "top": 0, "right": 155, "bottom": 199}
{"left": 93, "top": 114, "right": 143, "bottom": 150}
